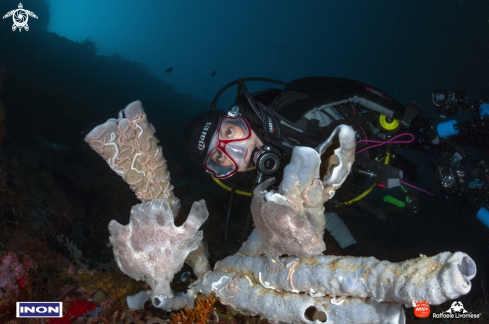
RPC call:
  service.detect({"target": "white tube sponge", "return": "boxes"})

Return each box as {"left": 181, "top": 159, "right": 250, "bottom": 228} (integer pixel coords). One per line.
{"left": 126, "top": 291, "right": 150, "bottom": 310}
{"left": 108, "top": 198, "right": 208, "bottom": 299}
{"left": 84, "top": 100, "right": 180, "bottom": 212}
{"left": 152, "top": 292, "right": 195, "bottom": 312}
{"left": 214, "top": 252, "right": 476, "bottom": 306}
{"left": 191, "top": 270, "right": 406, "bottom": 324}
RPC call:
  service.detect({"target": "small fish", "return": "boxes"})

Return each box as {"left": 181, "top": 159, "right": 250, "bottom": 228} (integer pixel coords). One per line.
{"left": 166, "top": 67, "right": 173, "bottom": 73}
{"left": 211, "top": 70, "right": 216, "bottom": 76}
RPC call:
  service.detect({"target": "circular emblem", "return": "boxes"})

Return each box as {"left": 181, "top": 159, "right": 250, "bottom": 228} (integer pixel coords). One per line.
{"left": 2, "top": 3, "right": 38, "bottom": 32}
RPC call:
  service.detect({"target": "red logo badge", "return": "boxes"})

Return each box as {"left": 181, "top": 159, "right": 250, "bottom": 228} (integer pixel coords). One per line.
{"left": 413, "top": 300, "right": 431, "bottom": 318}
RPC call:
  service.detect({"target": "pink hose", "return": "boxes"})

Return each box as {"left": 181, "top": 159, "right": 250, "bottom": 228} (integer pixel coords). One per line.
{"left": 356, "top": 133, "right": 414, "bottom": 154}
{"left": 354, "top": 132, "right": 434, "bottom": 196}
{"left": 400, "top": 180, "right": 434, "bottom": 196}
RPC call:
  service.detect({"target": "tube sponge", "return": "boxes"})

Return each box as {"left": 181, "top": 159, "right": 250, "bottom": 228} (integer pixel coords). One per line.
{"left": 191, "top": 270, "right": 406, "bottom": 324}
{"left": 213, "top": 252, "right": 476, "bottom": 306}
{"left": 189, "top": 251, "right": 475, "bottom": 323}
{"left": 126, "top": 291, "right": 150, "bottom": 310}
{"left": 84, "top": 100, "right": 179, "bottom": 212}
{"left": 152, "top": 292, "right": 195, "bottom": 312}
{"left": 108, "top": 198, "right": 208, "bottom": 299}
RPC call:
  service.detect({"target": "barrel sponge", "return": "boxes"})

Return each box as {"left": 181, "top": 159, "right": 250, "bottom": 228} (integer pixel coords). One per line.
{"left": 108, "top": 199, "right": 208, "bottom": 299}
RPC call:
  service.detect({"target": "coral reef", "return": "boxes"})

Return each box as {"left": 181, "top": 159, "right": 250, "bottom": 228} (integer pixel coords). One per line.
{"left": 93, "top": 291, "right": 106, "bottom": 303}
{"left": 76, "top": 268, "right": 149, "bottom": 302}
{"left": 46, "top": 299, "right": 96, "bottom": 324}
{"left": 0, "top": 252, "right": 36, "bottom": 320}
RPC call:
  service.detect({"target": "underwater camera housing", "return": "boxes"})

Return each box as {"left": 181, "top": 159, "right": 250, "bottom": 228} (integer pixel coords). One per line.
{"left": 255, "top": 145, "right": 282, "bottom": 175}
{"left": 254, "top": 145, "right": 284, "bottom": 184}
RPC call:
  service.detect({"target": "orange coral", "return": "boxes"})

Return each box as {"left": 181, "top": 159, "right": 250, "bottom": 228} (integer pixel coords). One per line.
{"left": 195, "top": 293, "right": 217, "bottom": 313}
{"left": 170, "top": 294, "right": 217, "bottom": 324}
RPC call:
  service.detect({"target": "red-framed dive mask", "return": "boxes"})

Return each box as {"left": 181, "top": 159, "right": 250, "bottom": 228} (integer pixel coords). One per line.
{"left": 203, "top": 116, "right": 253, "bottom": 179}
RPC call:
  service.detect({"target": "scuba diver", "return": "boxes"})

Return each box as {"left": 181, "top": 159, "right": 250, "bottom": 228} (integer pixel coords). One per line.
{"left": 184, "top": 77, "right": 489, "bottom": 253}
{"left": 183, "top": 76, "right": 423, "bottom": 253}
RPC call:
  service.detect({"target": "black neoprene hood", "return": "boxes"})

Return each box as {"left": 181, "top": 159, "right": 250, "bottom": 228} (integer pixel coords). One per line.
{"left": 183, "top": 110, "right": 227, "bottom": 164}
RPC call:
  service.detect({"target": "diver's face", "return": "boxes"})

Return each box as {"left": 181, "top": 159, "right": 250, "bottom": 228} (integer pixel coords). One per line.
{"left": 203, "top": 116, "right": 264, "bottom": 178}
{"left": 208, "top": 129, "right": 263, "bottom": 172}
{"left": 238, "top": 129, "right": 263, "bottom": 172}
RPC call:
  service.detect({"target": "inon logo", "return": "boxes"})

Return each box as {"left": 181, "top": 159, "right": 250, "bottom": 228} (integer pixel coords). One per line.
{"left": 17, "top": 302, "right": 63, "bottom": 318}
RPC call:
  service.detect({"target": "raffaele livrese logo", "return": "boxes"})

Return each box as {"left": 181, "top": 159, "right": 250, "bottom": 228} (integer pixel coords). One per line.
{"left": 2, "top": 3, "right": 38, "bottom": 32}
{"left": 432, "top": 301, "right": 482, "bottom": 319}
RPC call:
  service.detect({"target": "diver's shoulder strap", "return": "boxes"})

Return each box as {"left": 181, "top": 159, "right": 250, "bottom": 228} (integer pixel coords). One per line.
{"left": 261, "top": 109, "right": 282, "bottom": 145}
{"left": 269, "top": 90, "right": 309, "bottom": 114}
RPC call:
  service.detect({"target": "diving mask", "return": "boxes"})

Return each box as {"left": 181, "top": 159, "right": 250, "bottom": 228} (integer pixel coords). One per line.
{"left": 203, "top": 116, "right": 256, "bottom": 179}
